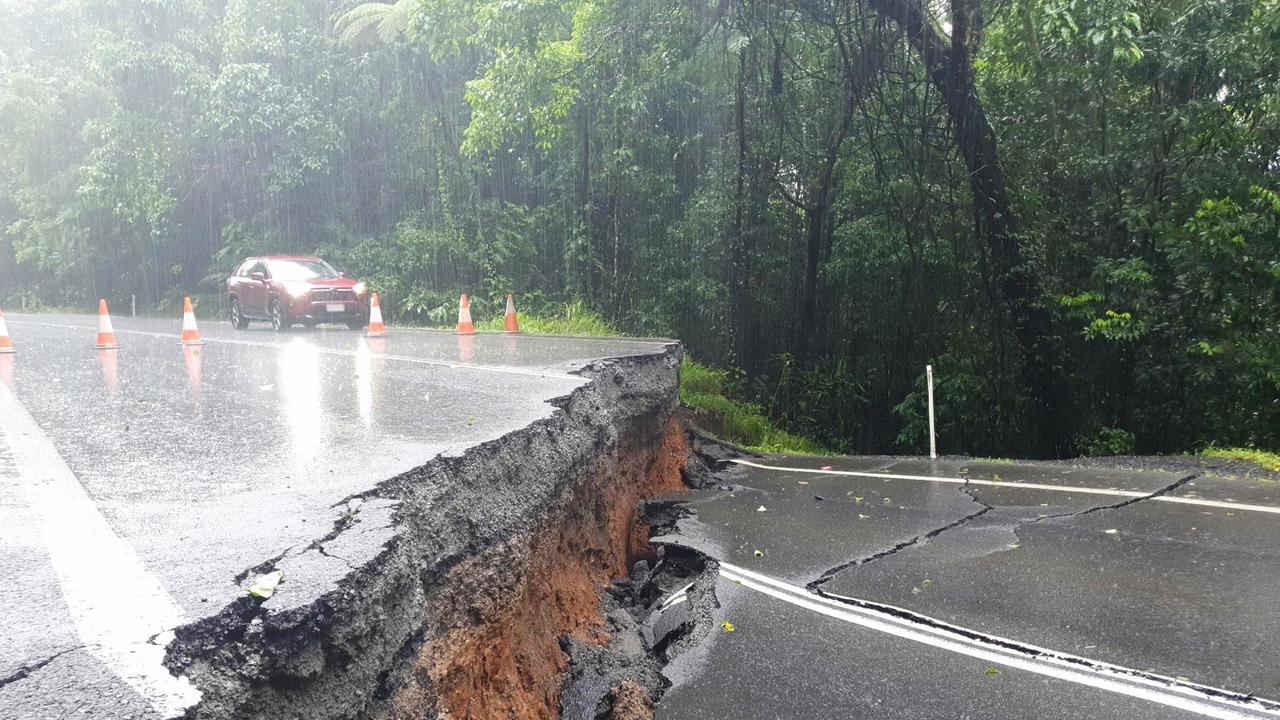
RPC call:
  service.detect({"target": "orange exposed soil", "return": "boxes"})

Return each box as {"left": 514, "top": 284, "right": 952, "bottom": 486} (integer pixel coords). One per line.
{"left": 390, "top": 417, "right": 689, "bottom": 720}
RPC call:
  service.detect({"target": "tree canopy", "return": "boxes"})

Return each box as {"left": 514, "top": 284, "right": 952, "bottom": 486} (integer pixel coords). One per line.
{"left": 2, "top": 0, "right": 1277, "bottom": 457}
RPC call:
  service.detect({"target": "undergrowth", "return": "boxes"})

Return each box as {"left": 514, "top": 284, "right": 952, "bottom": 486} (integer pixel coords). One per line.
{"left": 1201, "top": 447, "right": 1280, "bottom": 472}
{"left": 465, "top": 299, "right": 621, "bottom": 337}
{"left": 680, "top": 357, "right": 826, "bottom": 455}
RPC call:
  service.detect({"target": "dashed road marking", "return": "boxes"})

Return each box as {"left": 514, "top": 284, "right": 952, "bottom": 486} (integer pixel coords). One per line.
{"left": 729, "top": 459, "right": 1280, "bottom": 516}
{"left": 719, "top": 562, "right": 1279, "bottom": 719}
{"left": 0, "top": 383, "right": 200, "bottom": 714}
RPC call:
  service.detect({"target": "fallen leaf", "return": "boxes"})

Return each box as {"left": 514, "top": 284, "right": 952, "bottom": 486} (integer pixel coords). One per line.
{"left": 248, "top": 570, "right": 284, "bottom": 600}
{"left": 756, "top": 505, "right": 767, "bottom": 512}
{"left": 883, "top": 497, "right": 892, "bottom": 504}
{"left": 820, "top": 465, "right": 833, "bottom": 471}
{"left": 922, "top": 579, "right": 932, "bottom": 586}
{"left": 854, "top": 496, "right": 864, "bottom": 504}
{"left": 720, "top": 621, "right": 736, "bottom": 633}
{"left": 984, "top": 666, "right": 1001, "bottom": 676}
{"left": 858, "top": 514, "right": 870, "bottom": 519}
{"left": 911, "top": 587, "right": 921, "bottom": 594}
{"left": 1105, "top": 529, "right": 1118, "bottom": 534}
{"left": 797, "top": 481, "right": 809, "bottom": 486}
{"left": 753, "top": 549, "right": 764, "bottom": 557}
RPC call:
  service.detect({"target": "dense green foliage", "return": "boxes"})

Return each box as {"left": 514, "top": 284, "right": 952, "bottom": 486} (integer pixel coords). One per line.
{"left": 680, "top": 358, "right": 825, "bottom": 454}
{"left": 1202, "top": 447, "right": 1280, "bottom": 473}
{"left": 2, "top": 0, "right": 1277, "bottom": 457}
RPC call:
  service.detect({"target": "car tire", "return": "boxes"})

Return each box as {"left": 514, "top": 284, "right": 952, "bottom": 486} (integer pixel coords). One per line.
{"left": 346, "top": 318, "right": 366, "bottom": 331}
{"left": 230, "top": 299, "right": 250, "bottom": 330}
{"left": 270, "top": 298, "right": 290, "bottom": 332}
{"left": 302, "top": 319, "right": 317, "bottom": 330}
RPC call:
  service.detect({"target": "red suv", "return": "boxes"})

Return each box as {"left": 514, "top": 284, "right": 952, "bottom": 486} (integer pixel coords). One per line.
{"left": 227, "top": 256, "right": 369, "bottom": 331}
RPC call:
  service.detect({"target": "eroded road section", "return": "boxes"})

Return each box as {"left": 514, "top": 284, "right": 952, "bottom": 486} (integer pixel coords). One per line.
{"left": 652, "top": 449, "right": 1280, "bottom": 720}
{"left": 0, "top": 313, "right": 677, "bottom": 719}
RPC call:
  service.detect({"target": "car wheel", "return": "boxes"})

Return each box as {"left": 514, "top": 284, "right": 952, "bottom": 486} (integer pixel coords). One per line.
{"left": 270, "top": 298, "right": 290, "bottom": 332}
{"left": 302, "top": 319, "right": 317, "bottom": 330}
{"left": 230, "top": 299, "right": 249, "bottom": 330}
{"left": 346, "top": 318, "right": 366, "bottom": 331}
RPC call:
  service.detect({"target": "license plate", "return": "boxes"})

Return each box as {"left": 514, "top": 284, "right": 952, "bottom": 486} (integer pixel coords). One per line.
{"left": 326, "top": 303, "right": 344, "bottom": 313}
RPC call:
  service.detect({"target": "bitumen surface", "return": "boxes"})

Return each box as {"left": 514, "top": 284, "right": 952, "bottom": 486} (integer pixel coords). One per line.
{"left": 654, "top": 454, "right": 1280, "bottom": 720}
{"left": 0, "top": 313, "right": 671, "bottom": 719}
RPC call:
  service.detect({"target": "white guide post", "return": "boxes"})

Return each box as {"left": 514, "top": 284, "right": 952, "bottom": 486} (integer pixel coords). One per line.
{"left": 926, "top": 364, "right": 937, "bottom": 459}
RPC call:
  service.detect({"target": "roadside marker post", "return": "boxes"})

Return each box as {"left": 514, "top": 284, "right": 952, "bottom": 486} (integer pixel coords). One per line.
{"left": 926, "top": 364, "right": 937, "bottom": 460}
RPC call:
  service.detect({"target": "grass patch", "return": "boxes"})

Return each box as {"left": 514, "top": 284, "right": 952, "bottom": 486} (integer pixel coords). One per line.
{"left": 1202, "top": 447, "right": 1280, "bottom": 472}
{"left": 469, "top": 299, "right": 620, "bottom": 337}
{"left": 680, "top": 357, "right": 826, "bottom": 455}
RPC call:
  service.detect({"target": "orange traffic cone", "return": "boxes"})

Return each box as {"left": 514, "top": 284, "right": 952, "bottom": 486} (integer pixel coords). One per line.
{"left": 180, "top": 297, "right": 205, "bottom": 346}
{"left": 0, "top": 309, "right": 15, "bottom": 354}
{"left": 503, "top": 294, "right": 520, "bottom": 334}
{"left": 456, "top": 293, "right": 474, "bottom": 335}
{"left": 367, "top": 293, "right": 386, "bottom": 337}
{"left": 95, "top": 299, "right": 121, "bottom": 349}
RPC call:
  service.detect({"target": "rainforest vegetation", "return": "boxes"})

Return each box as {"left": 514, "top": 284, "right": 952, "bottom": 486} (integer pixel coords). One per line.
{"left": 2, "top": 0, "right": 1277, "bottom": 457}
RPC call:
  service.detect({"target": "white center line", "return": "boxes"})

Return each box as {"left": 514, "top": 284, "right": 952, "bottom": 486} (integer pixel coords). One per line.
{"left": 729, "top": 459, "right": 1280, "bottom": 516}
{"left": 0, "top": 383, "right": 200, "bottom": 714}
{"left": 719, "top": 562, "right": 1279, "bottom": 719}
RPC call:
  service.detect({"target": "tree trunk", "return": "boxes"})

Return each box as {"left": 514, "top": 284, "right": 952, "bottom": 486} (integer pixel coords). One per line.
{"left": 866, "top": 0, "right": 1071, "bottom": 456}
{"left": 729, "top": 43, "right": 750, "bottom": 368}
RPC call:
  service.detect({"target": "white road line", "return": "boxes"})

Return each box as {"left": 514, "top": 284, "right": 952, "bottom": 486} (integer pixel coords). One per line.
{"left": 729, "top": 458, "right": 1280, "bottom": 516}
{"left": 718, "top": 562, "right": 1279, "bottom": 719}
{"left": 0, "top": 383, "right": 200, "bottom": 715}
{"left": 6, "top": 318, "right": 582, "bottom": 381}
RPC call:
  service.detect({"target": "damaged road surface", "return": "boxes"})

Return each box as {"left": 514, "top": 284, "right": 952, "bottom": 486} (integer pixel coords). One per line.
{"left": 652, "top": 451, "right": 1280, "bottom": 720}
{"left": 5, "top": 315, "right": 1280, "bottom": 720}
{"left": 0, "top": 314, "right": 684, "bottom": 719}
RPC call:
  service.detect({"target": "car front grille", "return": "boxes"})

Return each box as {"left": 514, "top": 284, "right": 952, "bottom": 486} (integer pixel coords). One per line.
{"left": 311, "top": 288, "right": 356, "bottom": 302}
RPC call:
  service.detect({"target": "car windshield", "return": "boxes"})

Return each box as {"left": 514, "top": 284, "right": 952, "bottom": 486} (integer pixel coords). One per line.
{"left": 267, "top": 259, "right": 338, "bottom": 281}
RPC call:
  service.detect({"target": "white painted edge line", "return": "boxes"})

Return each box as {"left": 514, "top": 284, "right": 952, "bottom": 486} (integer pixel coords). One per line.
{"left": 0, "top": 382, "right": 200, "bottom": 715}
{"left": 6, "top": 319, "right": 582, "bottom": 381}
{"left": 718, "top": 562, "right": 1280, "bottom": 719}
{"left": 728, "top": 459, "right": 1280, "bottom": 516}
{"left": 660, "top": 581, "right": 696, "bottom": 612}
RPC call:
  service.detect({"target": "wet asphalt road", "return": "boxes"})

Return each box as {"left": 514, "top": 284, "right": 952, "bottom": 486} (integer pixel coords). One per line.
{"left": 5, "top": 312, "right": 1279, "bottom": 720}
{"left": 0, "top": 313, "right": 670, "bottom": 719}
{"left": 654, "top": 455, "right": 1280, "bottom": 720}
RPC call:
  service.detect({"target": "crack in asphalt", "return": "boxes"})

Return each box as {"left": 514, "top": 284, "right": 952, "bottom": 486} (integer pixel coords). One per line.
{"left": 317, "top": 544, "right": 359, "bottom": 571}
{"left": 1028, "top": 471, "right": 1202, "bottom": 525}
{"left": 807, "top": 470, "right": 1204, "bottom": 593}
{"left": 808, "top": 476, "right": 996, "bottom": 590}
{"left": 0, "top": 645, "right": 91, "bottom": 689}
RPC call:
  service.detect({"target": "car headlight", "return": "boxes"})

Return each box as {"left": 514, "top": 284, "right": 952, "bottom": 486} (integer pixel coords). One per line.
{"left": 284, "top": 282, "right": 310, "bottom": 298}
{"left": 353, "top": 282, "right": 367, "bottom": 296}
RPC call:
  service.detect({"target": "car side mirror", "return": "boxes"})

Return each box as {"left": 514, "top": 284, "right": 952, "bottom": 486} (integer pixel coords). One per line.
{"left": 249, "top": 272, "right": 266, "bottom": 282}
{"left": 338, "top": 271, "right": 347, "bottom": 278}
